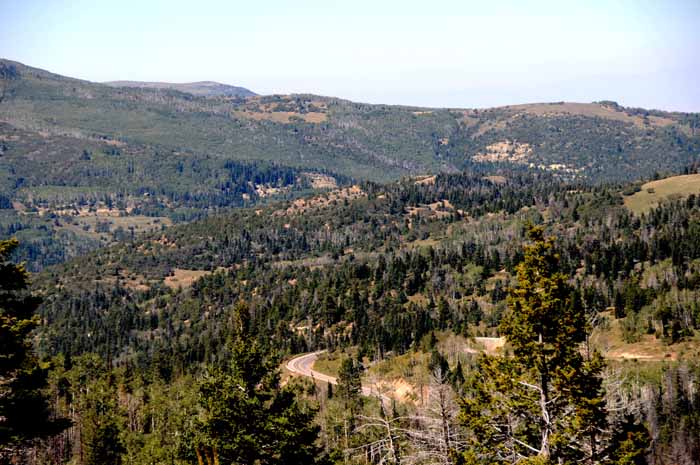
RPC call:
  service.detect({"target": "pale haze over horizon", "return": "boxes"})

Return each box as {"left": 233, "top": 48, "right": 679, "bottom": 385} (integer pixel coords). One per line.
{"left": 1, "top": 0, "right": 699, "bottom": 111}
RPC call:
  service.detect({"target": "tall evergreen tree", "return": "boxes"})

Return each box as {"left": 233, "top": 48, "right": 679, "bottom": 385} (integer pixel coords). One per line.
{"left": 80, "top": 375, "right": 125, "bottom": 465}
{"left": 191, "top": 302, "right": 326, "bottom": 465}
{"left": 459, "top": 226, "right": 645, "bottom": 464}
{"left": 0, "top": 239, "right": 68, "bottom": 461}
{"left": 337, "top": 356, "right": 363, "bottom": 417}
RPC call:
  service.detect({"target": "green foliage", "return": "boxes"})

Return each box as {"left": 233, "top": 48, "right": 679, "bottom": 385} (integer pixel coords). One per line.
{"left": 16, "top": 169, "right": 700, "bottom": 463}
{"left": 0, "top": 238, "right": 68, "bottom": 457}
{"left": 80, "top": 375, "right": 125, "bottom": 465}
{"left": 191, "top": 303, "right": 326, "bottom": 465}
{"left": 4, "top": 59, "right": 699, "bottom": 188}
{"left": 606, "top": 415, "right": 649, "bottom": 465}
{"left": 8, "top": 57, "right": 700, "bottom": 463}
{"left": 2, "top": 58, "right": 700, "bottom": 274}
{"left": 459, "top": 227, "right": 612, "bottom": 464}
{"left": 337, "top": 356, "right": 363, "bottom": 415}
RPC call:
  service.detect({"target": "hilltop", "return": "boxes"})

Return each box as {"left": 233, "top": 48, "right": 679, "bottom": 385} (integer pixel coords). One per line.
{"left": 104, "top": 80, "right": 256, "bottom": 98}
{"left": 1, "top": 58, "right": 700, "bottom": 269}
{"left": 2, "top": 59, "right": 699, "bottom": 184}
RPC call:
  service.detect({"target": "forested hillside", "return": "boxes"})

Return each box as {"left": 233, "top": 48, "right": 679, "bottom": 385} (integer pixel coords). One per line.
{"left": 3, "top": 59, "right": 699, "bottom": 185}
{"left": 35, "top": 171, "right": 700, "bottom": 364}
{"left": 2, "top": 58, "right": 700, "bottom": 464}
{"left": 4, "top": 169, "right": 694, "bottom": 464}
{"left": 2, "top": 58, "right": 700, "bottom": 271}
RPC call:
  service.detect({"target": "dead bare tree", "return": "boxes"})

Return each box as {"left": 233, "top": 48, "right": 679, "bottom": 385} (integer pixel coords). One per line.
{"left": 351, "top": 368, "right": 465, "bottom": 465}
{"left": 401, "top": 367, "right": 466, "bottom": 464}
{"left": 349, "top": 399, "right": 405, "bottom": 465}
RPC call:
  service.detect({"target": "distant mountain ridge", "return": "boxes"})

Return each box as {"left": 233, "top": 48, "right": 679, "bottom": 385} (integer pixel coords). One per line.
{"left": 104, "top": 80, "right": 256, "bottom": 98}
{"left": 1, "top": 57, "right": 699, "bottom": 185}
{"left": 1, "top": 57, "right": 699, "bottom": 271}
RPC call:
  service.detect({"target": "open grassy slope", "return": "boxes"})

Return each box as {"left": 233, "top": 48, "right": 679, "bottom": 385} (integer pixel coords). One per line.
{"left": 624, "top": 173, "right": 700, "bottom": 214}
{"left": 104, "top": 80, "right": 256, "bottom": 98}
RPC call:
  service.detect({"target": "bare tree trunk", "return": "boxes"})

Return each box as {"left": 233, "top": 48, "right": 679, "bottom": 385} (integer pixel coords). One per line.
{"left": 439, "top": 386, "right": 453, "bottom": 463}
{"left": 384, "top": 413, "right": 401, "bottom": 464}
{"left": 538, "top": 332, "right": 551, "bottom": 459}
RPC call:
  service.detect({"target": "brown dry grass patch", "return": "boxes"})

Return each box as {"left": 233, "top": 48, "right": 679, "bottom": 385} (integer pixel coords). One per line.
{"left": 164, "top": 268, "right": 212, "bottom": 289}
{"left": 624, "top": 174, "right": 700, "bottom": 215}
{"left": 507, "top": 102, "right": 676, "bottom": 128}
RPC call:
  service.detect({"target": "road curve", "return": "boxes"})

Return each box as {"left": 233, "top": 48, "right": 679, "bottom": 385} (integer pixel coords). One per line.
{"left": 286, "top": 350, "right": 337, "bottom": 384}
{"left": 286, "top": 351, "right": 391, "bottom": 403}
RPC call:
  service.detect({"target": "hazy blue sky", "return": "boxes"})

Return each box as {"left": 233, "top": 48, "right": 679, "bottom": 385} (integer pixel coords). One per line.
{"left": 1, "top": 0, "right": 699, "bottom": 110}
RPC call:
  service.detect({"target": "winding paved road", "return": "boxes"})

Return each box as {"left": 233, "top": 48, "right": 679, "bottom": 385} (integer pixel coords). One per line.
{"left": 286, "top": 351, "right": 391, "bottom": 403}
{"left": 286, "top": 338, "right": 508, "bottom": 405}
{"left": 286, "top": 351, "right": 336, "bottom": 384}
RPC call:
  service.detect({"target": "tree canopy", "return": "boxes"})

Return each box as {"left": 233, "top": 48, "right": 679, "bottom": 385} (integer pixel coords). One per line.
{"left": 0, "top": 239, "right": 68, "bottom": 460}
{"left": 191, "top": 303, "right": 327, "bottom": 465}
{"left": 459, "top": 226, "right": 647, "bottom": 464}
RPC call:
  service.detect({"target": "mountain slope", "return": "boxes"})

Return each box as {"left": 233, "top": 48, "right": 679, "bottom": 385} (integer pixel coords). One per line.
{"left": 2, "top": 59, "right": 699, "bottom": 184}
{"left": 35, "top": 171, "right": 700, "bottom": 364}
{"left": 30, "top": 170, "right": 700, "bottom": 465}
{"left": 104, "top": 80, "right": 256, "bottom": 98}
{"left": 2, "top": 58, "right": 700, "bottom": 270}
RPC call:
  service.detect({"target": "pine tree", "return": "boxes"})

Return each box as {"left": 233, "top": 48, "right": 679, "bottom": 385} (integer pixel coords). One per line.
{"left": 0, "top": 239, "right": 69, "bottom": 460}
{"left": 458, "top": 227, "right": 625, "bottom": 464}
{"left": 80, "top": 375, "right": 125, "bottom": 465}
{"left": 192, "top": 302, "right": 326, "bottom": 465}
{"left": 605, "top": 415, "right": 649, "bottom": 465}
{"left": 337, "top": 356, "right": 363, "bottom": 414}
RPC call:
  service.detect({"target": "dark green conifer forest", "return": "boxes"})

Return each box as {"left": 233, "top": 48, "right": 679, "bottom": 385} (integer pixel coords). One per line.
{"left": 1, "top": 59, "right": 700, "bottom": 465}
{"left": 2, "top": 166, "right": 700, "bottom": 464}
